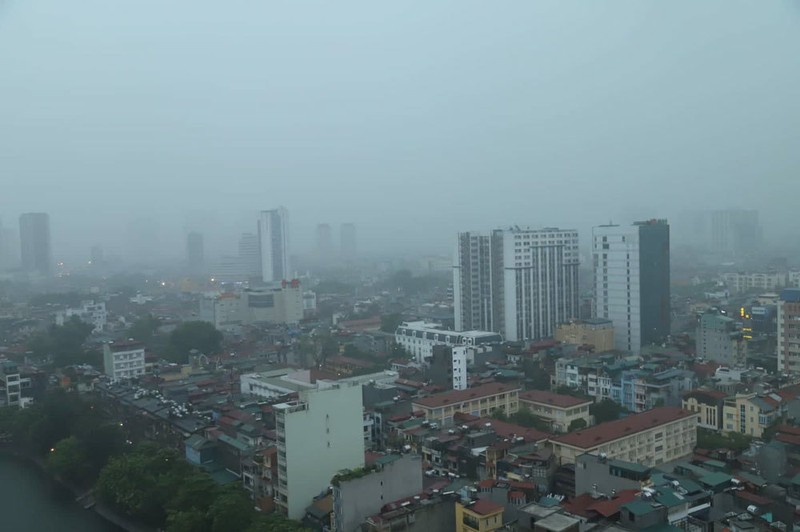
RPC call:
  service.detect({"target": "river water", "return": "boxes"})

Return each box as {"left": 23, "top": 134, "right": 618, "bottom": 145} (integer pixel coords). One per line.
{"left": 0, "top": 454, "right": 121, "bottom": 532}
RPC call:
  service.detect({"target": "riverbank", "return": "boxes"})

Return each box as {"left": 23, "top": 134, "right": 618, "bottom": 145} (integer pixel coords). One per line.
{"left": 0, "top": 446, "right": 155, "bottom": 532}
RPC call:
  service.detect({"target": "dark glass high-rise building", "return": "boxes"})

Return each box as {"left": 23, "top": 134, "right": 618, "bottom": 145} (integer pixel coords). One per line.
{"left": 19, "top": 212, "right": 51, "bottom": 275}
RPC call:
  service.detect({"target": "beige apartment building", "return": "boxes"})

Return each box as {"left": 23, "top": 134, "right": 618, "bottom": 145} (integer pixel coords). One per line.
{"left": 518, "top": 390, "right": 593, "bottom": 433}
{"left": 411, "top": 383, "right": 520, "bottom": 426}
{"left": 549, "top": 407, "right": 698, "bottom": 466}
{"left": 554, "top": 319, "right": 614, "bottom": 351}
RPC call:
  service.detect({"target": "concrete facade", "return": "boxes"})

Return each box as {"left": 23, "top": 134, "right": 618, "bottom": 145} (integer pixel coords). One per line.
{"left": 275, "top": 383, "right": 365, "bottom": 520}
{"left": 332, "top": 455, "right": 423, "bottom": 532}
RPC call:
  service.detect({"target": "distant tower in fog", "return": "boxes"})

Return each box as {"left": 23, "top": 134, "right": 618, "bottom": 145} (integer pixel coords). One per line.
{"left": 90, "top": 245, "right": 104, "bottom": 265}
{"left": 258, "top": 207, "right": 290, "bottom": 283}
{"left": 238, "top": 233, "right": 262, "bottom": 280}
{"left": 186, "top": 232, "right": 204, "bottom": 272}
{"left": 316, "top": 224, "right": 333, "bottom": 259}
{"left": 340, "top": 223, "right": 357, "bottom": 260}
{"left": 19, "top": 212, "right": 51, "bottom": 275}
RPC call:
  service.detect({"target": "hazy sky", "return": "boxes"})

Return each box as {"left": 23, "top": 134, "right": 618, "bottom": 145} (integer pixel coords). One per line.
{"left": 2, "top": 1, "right": 799, "bottom": 262}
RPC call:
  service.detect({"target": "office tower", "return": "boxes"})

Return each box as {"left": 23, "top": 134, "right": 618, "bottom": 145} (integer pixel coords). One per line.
{"left": 258, "top": 207, "right": 289, "bottom": 284}
{"left": 778, "top": 288, "right": 800, "bottom": 374}
{"left": 710, "top": 209, "right": 761, "bottom": 257}
{"left": 453, "top": 227, "right": 580, "bottom": 342}
{"left": 274, "top": 383, "right": 365, "bottom": 519}
{"left": 19, "top": 212, "right": 51, "bottom": 275}
{"left": 340, "top": 223, "right": 357, "bottom": 259}
{"left": 186, "top": 232, "right": 204, "bottom": 271}
{"left": 238, "top": 232, "right": 262, "bottom": 279}
{"left": 592, "top": 219, "right": 671, "bottom": 353}
{"left": 315, "top": 223, "right": 333, "bottom": 258}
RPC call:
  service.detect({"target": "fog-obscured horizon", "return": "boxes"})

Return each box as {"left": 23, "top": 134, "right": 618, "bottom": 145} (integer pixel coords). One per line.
{"left": 2, "top": 1, "right": 799, "bottom": 262}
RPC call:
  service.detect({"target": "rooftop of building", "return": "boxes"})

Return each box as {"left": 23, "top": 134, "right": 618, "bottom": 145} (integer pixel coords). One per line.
{"left": 463, "top": 498, "right": 504, "bottom": 516}
{"left": 781, "top": 288, "right": 800, "bottom": 302}
{"left": 551, "top": 407, "right": 697, "bottom": 450}
{"left": 412, "top": 383, "right": 520, "bottom": 409}
{"left": 519, "top": 390, "right": 592, "bottom": 409}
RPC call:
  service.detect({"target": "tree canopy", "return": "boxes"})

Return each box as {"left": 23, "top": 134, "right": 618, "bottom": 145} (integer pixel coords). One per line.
{"left": 590, "top": 399, "right": 628, "bottom": 424}
{"left": 166, "top": 321, "right": 223, "bottom": 363}
{"left": 28, "top": 316, "right": 94, "bottom": 366}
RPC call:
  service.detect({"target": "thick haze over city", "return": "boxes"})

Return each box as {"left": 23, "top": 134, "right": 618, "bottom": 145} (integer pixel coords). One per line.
{"left": 2, "top": 0, "right": 799, "bottom": 262}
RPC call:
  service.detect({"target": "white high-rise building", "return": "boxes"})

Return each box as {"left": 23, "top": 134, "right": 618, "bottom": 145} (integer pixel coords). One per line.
{"left": 258, "top": 207, "right": 290, "bottom": 284}
{"left": 274, "top": 383, "right": 365, "bottom": 519}
{"left": 592, "top": 220, "right": 670, "bottom": 353}
{"left": 454, "top": 227, "right": 580, "bottom": 342}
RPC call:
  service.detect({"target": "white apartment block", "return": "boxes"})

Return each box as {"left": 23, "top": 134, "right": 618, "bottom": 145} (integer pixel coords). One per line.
{"left": 778, "top": 288, "right": 800, "bottom": 375}
{"left": 394, "top": 321, "right": 501, "bottom": 364}
{"left": 103, "top": 340, "right": 146, "bottom": 380}
{"left": 454, "top": 227, "right": 580, "bottom": 342}
{"left": 56, "top": 300, "right": 107, "bottom": 332}
{"left": 452, "top": 346, "right": 468, "bottom": 391}
{"left": 274, "top": 383, "right": 365, "bottom": 520}
{"left": 722, "top": 272, "right": 787, "bottom": 294}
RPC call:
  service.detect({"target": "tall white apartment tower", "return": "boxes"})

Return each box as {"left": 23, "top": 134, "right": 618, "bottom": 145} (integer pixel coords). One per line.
{"left": 592, "top": 220, "right": 670, "bottom": 353}
{"left": 274, "top": 383, "right": 365, "bottom": 519}
{"left": 454, "top": 227, "right": 580, "bottom": 342}
{"left": 258, "top": 207, "right": 290, "bottom": 284}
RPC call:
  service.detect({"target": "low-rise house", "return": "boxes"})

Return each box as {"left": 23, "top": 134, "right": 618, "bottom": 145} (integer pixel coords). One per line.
{"left": 549, "top": 407, "right": 698, "bottom": 466}
{"left": 518, "top": 390, "right": 592, "bottom": 433}
{"left": 411, "top": 383, "right": 520, "bottom": 426}
{"left": 683, "top": 389, "right": 727, "bottom": 430}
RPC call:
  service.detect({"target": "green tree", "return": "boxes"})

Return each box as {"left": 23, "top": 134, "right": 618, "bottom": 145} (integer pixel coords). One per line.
{"left": 247, "top": 514, "right": 311, "bottom": 532}
{"left": 491, "top": 408, "right": 508, "bottom": 422}
{"left": 523, "top": 360, "right": 551, "bottom": 391}
{"left": 380, "top": 313, "right": 404, "bottom": 333}
{"left": 166, "top": 321, "right": 223, "bottom": 363}
{"left": 128, "top": 314, "right": 162, "bottom": 347}
{"left": 509, "top": 408, "right": 551, "bottom": 432}
{"left": 47, "top": 436, "right": 92, "bottom": 484}
{"left": 590, "top": 399, "right": 627, "bottom": 424}
{"left": 166, "top": 510, "right": 211, "bottom": 532}
{"left": 568, "top": 418, "right": 588, "bottom": 432}
{"left": 29, "top": 316, "right": 94, "bottom": 366}
{"left": 207, "top": 486, "right": 255, "bottom": 532}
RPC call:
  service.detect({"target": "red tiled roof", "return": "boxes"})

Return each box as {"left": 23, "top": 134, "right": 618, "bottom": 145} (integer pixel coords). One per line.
{"left": 736, "top": 490, "right": 772, "bottom": 506}
{"left": 412, "top": 383, "right": 520, "bottom": 408}
{"left": 519, "top": 390, "right": 592, "bottom": 409}
{"left": 467, "top": 499, "right": 504, "bottom": 516}
{"left": 777, "top": 425, "right": 800, "bottom": 436}
{"left": 683, "top": 389, "right": 727, "bottom": 401}
{"left": 551, "top": 407, "right": 697, "bottom": 449}
{"left": 468, "top": 417, "right": 550, "bottom": 443}
{"left": 561, "top": 493, "right": 596, "bottom": 518}
{"left": 776, "top": 433, "right": 800, "bottom": 446}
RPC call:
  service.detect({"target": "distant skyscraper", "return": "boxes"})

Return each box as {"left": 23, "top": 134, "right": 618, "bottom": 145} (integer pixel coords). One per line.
{"left": 186, "top": 232, "right": 204, "bottom": 271}
{"left": 238, "top": 232, "right": 262, "bottom": 279}
{"left": 258, "top": 207, "right": 290, "bottom": 283}
{"left": 454, "top": 227, "right": 580, "bottom": 342}
{"left": 90, "top": 245, "right": 104, "bottom": 266}
{"left": 710, "top": 209, "right": 761, "bottom": 257}
{"left": 593, "top": 219, "right": 671, "bottom": 353}
{"left": 340, "top": 223, "right": 357, "bottom": 259}
{"left": 19, "top": 212, "right": 51, "bottom": 275}
{"left": 315, "top": 223, "right": 333, "bottom": 259}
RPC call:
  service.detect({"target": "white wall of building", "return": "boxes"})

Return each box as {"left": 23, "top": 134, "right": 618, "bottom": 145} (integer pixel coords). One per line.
{"left": 593, "top": 225, "right": 641, "bottom": 353}
{"left": 276, "top": 384, "right": 365, "bottom": 519}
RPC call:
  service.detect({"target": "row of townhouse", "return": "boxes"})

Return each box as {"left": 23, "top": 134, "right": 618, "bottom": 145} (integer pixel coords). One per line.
{"left": 682, "top": 387, "right": 798, "bottom": 438}
{"left": 556, "top": 355, "right": 697, "bottom": 412}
